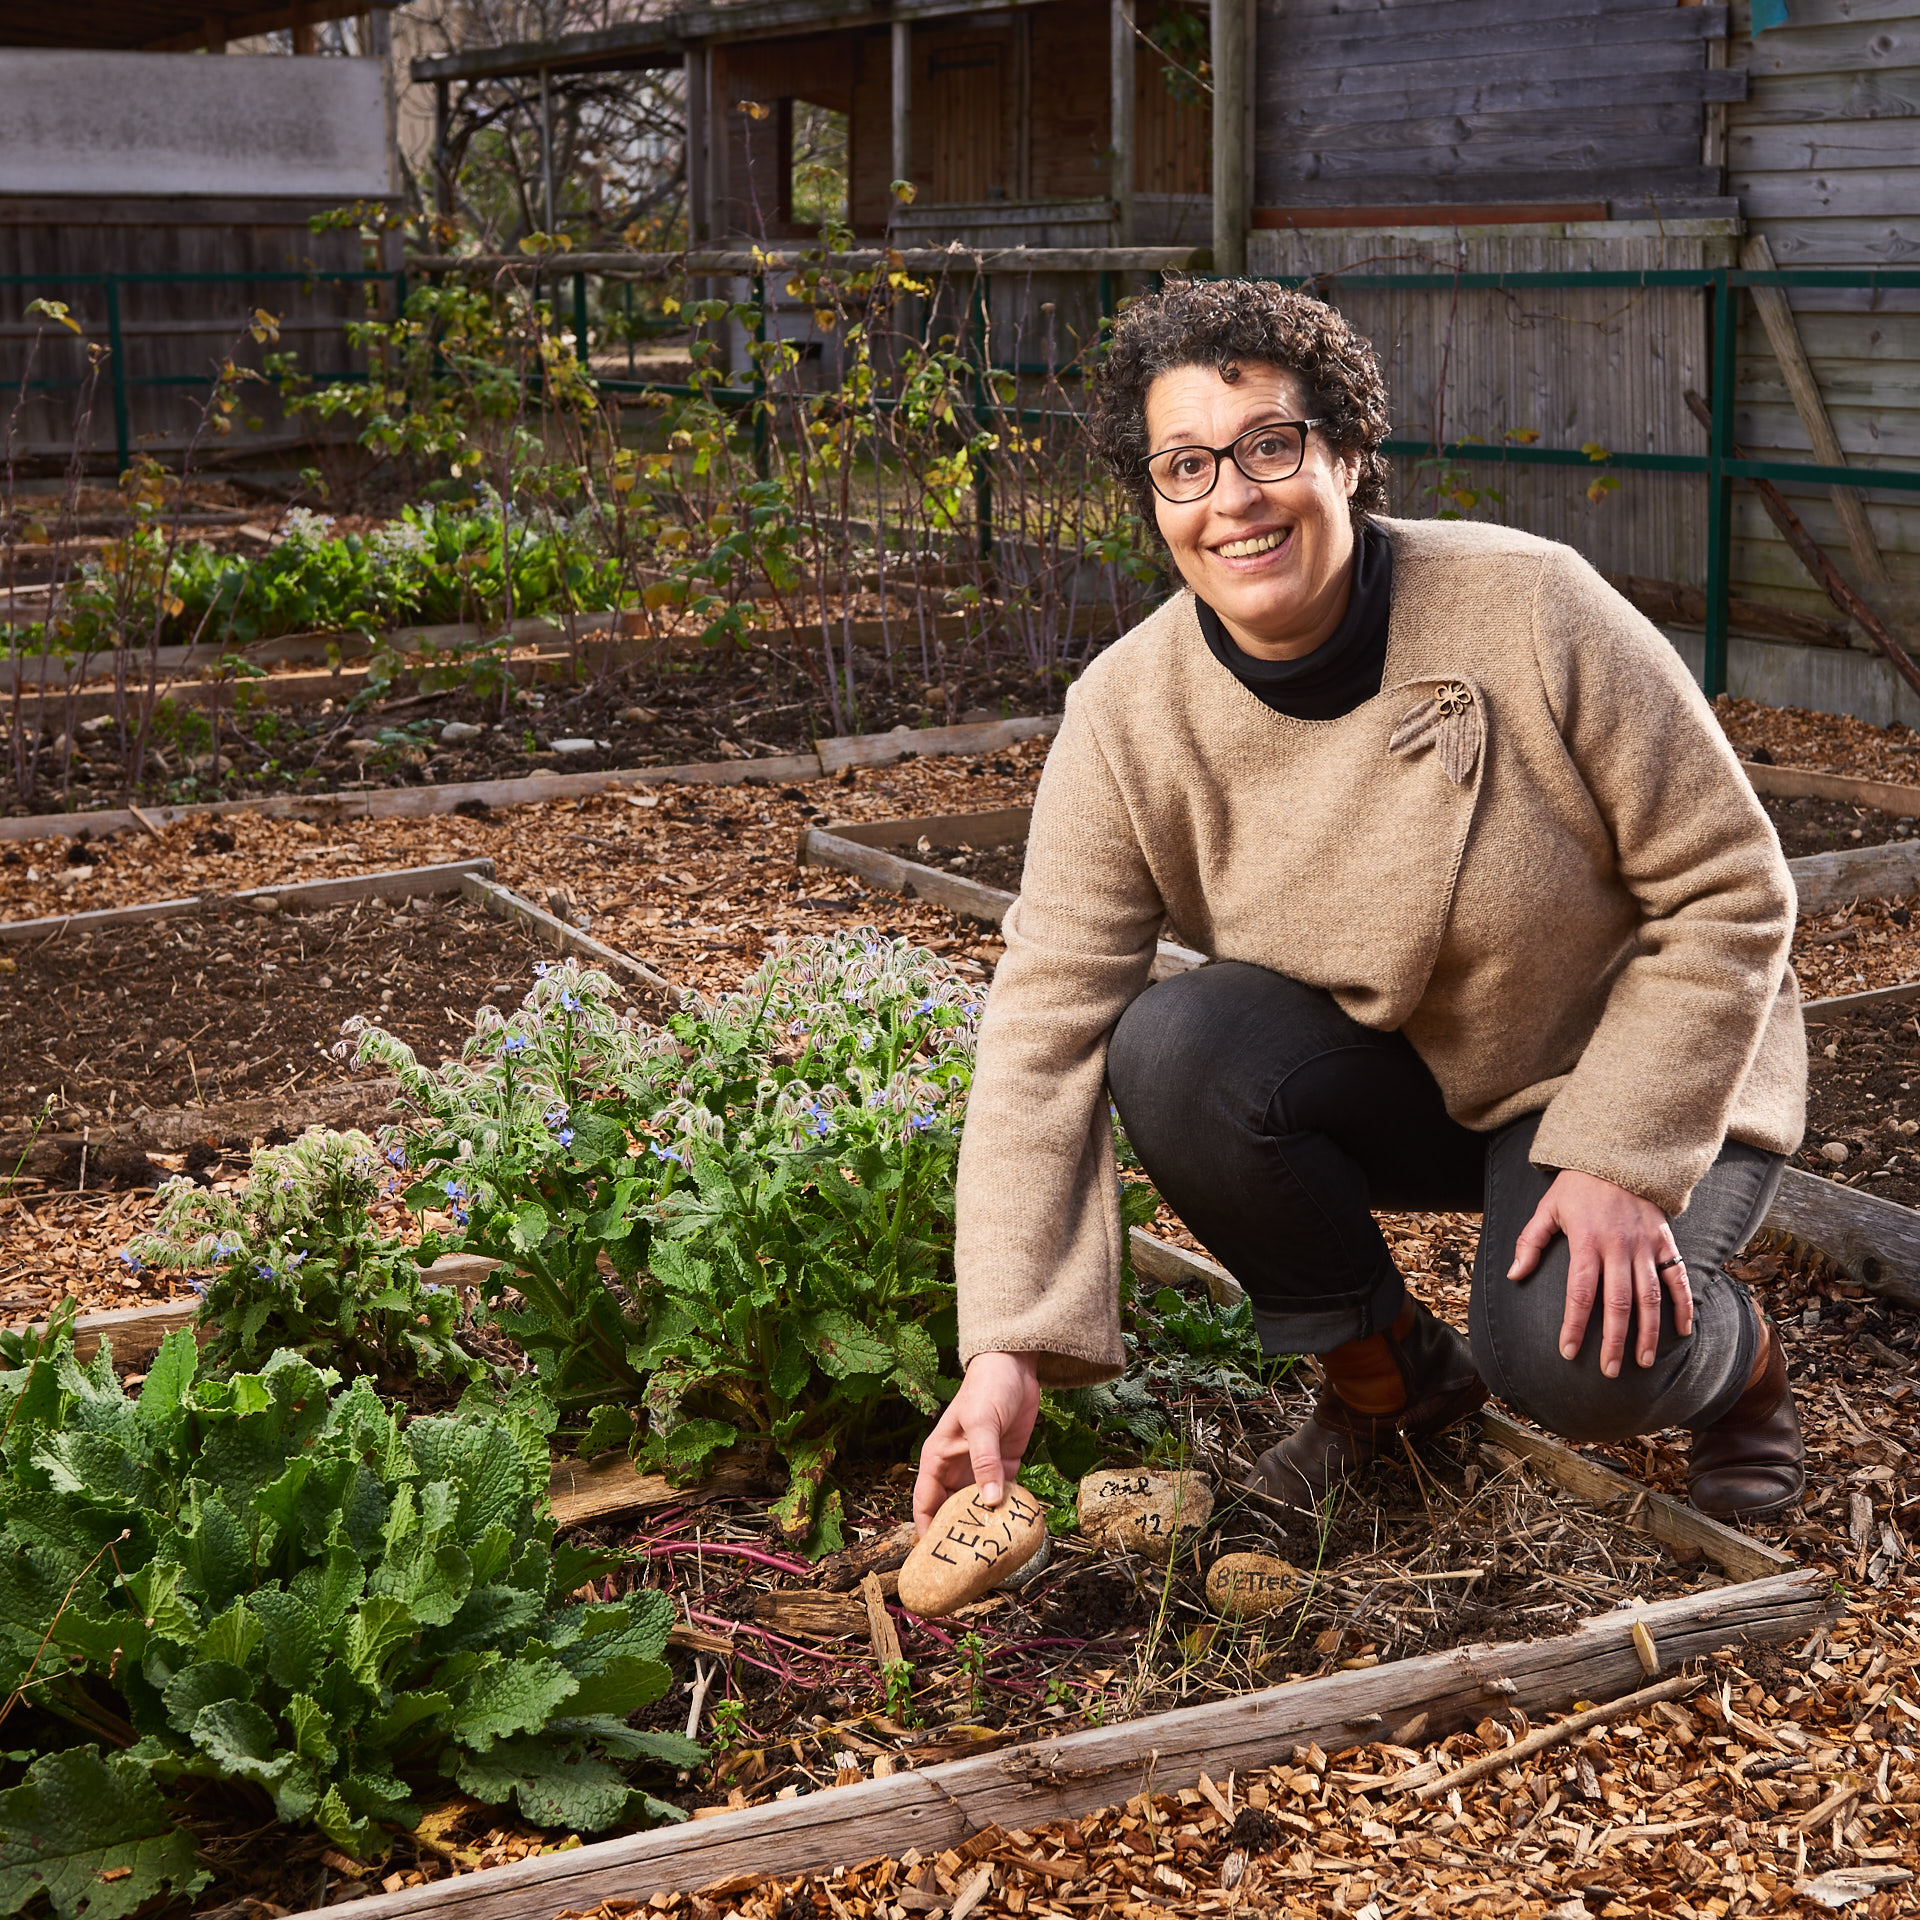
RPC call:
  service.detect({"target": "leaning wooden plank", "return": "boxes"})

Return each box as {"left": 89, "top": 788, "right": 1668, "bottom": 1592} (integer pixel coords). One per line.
{"left": 1787, "top": 839, "right": 1920, "bottom": 914}
{"left": 547, "top": 1455, "right": 761, "bottom": 1529}
{"left": 1129, "top": 1229, "right": 1246, "bottom": 1311}
{"left": 460, "top": 873, "right": 678, "bottom": 997}
{"left": 0, "top": 860, "right": 495, "bottom": 945}
{"left": 801, "top": 828, "right": 1020, "bottom": 926}
{"left": 1802, "top": 979, "right": 1920, "bottom": 1021}
{"left": 816, "top": 714, "right": 1062, "bottom": 774}
{"left": 1477, "top": 1409, "right": 1793, "bottom": 1585}
{"left": 1764, "top": 1164, "right": 1920, "bottom": 1309}
{"left": 825, "top": 806, "right": 1033, "bottom": 851}
{"left": 289, "top": 1568, "right": 1827, "bottom": 1920}
{"left": 800, "top": 829, "right": 1205, "bottom": 981}
{"left": 1743, "top": 759, "right": 1920, "bottom": 822}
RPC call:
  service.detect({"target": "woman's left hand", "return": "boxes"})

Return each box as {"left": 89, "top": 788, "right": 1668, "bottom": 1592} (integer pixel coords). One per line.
{"left": 1508, "top": 1169, "right": 1691, "bottom": 1376}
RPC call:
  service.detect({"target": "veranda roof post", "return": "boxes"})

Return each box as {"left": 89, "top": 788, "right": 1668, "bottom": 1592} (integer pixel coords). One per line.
{"left": 890, "top": 18, "right": 911, "bottom": 196}
{"left": 1211, "top": 0, "right": 1248, "bottom": 274}
{"left": 1110, "top": 0, "right": 1135, "bottom": 249}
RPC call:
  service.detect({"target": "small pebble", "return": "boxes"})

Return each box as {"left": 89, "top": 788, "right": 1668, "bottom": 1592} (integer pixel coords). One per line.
{"left": 1076, "top": 1467, "right": 1214, "bottom": 1553}
{"left": 440, "top": 720, "right": 484, "bottom": 744}
{"left": 550, "top": 737, "right": 600, "bottom": 755}
{"left": 1820, "top": 1141, "right": 1850, "bottom": 1164}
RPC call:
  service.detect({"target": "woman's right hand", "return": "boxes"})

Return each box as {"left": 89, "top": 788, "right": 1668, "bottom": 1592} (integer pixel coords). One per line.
{"left": 912, "top": 1351, "right": 1042, "bottom": 1535}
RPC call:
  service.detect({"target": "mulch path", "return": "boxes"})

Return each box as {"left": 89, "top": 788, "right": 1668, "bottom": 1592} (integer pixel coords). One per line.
{"left": 1717, "top": 696, "right": 1920, "bottom": 788}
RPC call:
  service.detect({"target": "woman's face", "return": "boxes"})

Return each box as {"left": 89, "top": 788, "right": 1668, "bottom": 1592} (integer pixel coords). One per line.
{"left": 1144, "top": 361, "right": 1361, "bottom": 661}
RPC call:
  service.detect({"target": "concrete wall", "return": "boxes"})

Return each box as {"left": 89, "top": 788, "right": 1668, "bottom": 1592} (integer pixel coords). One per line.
{"left": 0, "top": 52, "right": 390, "bottom": 198}
{"left": 1666, "top": 628, "right": 1920, "bottom": 731}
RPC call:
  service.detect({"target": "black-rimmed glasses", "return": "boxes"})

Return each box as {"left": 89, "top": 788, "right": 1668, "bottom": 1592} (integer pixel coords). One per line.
{"left": 1143, "top": 418, "right": 1325, "bottom": 504}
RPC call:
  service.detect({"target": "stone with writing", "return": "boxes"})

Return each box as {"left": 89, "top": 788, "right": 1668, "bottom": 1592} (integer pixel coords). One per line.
{"left": 1205, "top": 1552, "right": 1303, "bottom": 1620}
{"left": 897, "top": 1483, "right": 1049, "bottom": 1617}
{"left": 1076, "top": 1467, "right": 1214, "bottom": 1552}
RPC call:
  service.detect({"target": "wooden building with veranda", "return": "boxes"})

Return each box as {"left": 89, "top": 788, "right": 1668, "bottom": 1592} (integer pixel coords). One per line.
{"left": 415, "top": 0, "right": 1918, "bottom": 686}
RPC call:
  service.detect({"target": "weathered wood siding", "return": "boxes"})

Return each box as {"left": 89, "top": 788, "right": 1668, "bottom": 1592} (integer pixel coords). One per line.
{"left": 1725, "top": 0, "right": 1920, "bottom": 631}
{"left": 1248, "top": 222, "right": 1730, "bottom": 586}
{"left": 1253, "top": 0, "right": 1739, "bottom": 220}
{"left": 0, "top": 197, "right": 383, "bottom": 465}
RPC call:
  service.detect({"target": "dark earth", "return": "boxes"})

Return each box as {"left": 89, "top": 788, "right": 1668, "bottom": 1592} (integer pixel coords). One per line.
{"left": 1760, "top": 791, "right": 1916, "bottom": 860}
{"left": 1800, "top": 995, "right": 1920, "bottom": 1207}
{"left": 0, "top": 893, "right": 550, "bottom": 1140}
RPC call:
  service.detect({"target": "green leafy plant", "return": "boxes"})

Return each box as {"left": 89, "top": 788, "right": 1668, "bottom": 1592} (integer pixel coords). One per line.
{"left": 0, "top": 1335, "right": 698, "bottom": 1901}
{"left": 124, "top": 1128, "right": 482, "bottom": 1386}
{"left": 882, "top": 1658, "right": 919, "bottom": 1728}
{"left": 354, "top": 934, "right": 981, "bottom": 1555}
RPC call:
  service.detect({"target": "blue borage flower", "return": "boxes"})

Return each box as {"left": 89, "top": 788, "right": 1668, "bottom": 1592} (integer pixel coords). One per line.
{"left": 909, "top": 1112, "right": 936, "bottom": 1133}
{"left": 386, "top": 1143, "right": 407, "bottom": 1167}
{"left": 117, "top": 1247, "right": 141, "bottom": 1272}
{"left": 499, "top": 1035, "right": 528, "bottom": 1054}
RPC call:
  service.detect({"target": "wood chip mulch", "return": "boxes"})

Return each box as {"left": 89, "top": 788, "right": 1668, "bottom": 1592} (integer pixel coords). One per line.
{"left": 551, "top": 1598, "right": 1919, "bottom": 1918}
{"left": 1716, "top": 697, "right": 1920, "bottom": 789}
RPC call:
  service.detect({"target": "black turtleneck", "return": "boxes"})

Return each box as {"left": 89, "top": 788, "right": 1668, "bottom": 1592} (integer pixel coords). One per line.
{"left": 1195, "top": 519, "right": 1392, "bottom": 723}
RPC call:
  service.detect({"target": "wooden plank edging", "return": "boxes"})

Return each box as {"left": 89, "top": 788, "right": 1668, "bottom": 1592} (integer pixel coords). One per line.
{"left": 0, "top": 716, "right": 1060, "bottom": 846}
{"left": 1744, "top": 758, "right": 1920, "bottom": 821}
{"left": 0, "top": 860, "right": 495, "bottom": 945}
{"left": 1766, "top": 1164, "right": 1920, "bottom": 1308}
{"left": 1788, "top": 838, "right": 1920, "bottom": 914}
{"left": 1801, "top": 979, "right": 1920, "bottom": 1021}
{"left": 279, "top": 1568, "right": 1828, "bottom": 1920}
{"left": 798, "top": 827, "right": 1205, "bottom": 981}
{"left": 459, "top": 873, "right": 677, "bottom": 997}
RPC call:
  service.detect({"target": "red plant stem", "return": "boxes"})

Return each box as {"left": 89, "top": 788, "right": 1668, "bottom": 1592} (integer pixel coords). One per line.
{"left": 645, "top": 1541, "right": 814, "bottom": 1578}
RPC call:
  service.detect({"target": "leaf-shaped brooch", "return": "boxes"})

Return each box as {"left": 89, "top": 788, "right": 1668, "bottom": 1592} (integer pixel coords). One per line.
{"left": 1388, "top": 680, "right": 1482, "bottom": 786}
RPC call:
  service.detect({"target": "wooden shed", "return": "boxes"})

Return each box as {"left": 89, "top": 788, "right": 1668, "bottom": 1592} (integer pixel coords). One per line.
{"left": 410, "top": 0, "right": 1916, "bottom": 650}
{"left": 0, "top": 1, "right": 402, "bottom": 474}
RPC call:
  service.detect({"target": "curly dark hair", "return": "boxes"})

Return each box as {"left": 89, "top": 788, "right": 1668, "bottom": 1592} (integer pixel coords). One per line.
{"left": 1089, "top": 278, "right": 1391, "bottom": 533}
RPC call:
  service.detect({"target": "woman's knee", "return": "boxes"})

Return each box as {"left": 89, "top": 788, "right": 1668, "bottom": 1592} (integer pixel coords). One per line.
{"left": 1469, "top": 1287, "right": 1677, "bottom": 1445}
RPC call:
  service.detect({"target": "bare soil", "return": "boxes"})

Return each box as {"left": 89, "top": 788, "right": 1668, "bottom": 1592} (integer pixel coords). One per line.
{"left": 0, "top": 893, "right": 552, "bottom": 1142}
{"left": 1800, "top": 998, "right": 1920, "bottom": 1205}
{"left": 1761, "top": 792, "right": 1917, "bottom": 860}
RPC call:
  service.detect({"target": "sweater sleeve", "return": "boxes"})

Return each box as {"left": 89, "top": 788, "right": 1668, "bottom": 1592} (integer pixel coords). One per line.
{"left": 953, "top": 683, "right": 1165, "bottom": 1385}
{"left": 1524, "top": 547, "right": 1801, "bottom": 1214}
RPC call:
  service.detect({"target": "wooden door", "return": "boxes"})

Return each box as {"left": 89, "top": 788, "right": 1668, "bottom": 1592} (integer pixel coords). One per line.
{"left": 929, "top": 42, "right": 1004, "bottom": 202}
{"left": 1136, "top": 44, "right": 1210, "bottom": 196}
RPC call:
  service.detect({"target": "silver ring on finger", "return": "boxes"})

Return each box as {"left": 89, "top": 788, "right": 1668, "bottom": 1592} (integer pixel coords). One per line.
{"left": 1655, "top": 1256, "right": 1685, "bottom": 1273}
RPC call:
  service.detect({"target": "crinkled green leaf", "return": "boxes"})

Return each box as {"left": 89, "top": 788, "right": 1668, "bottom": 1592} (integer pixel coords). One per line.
{"left": 449, "top": 1656, "right": 577, "bottom": 1747}
{"left": 0, "top": 1748, "right": 209, "bottom": 1920}
{"left": 450, "top": 1738, "right": 636, "bottom": 1833}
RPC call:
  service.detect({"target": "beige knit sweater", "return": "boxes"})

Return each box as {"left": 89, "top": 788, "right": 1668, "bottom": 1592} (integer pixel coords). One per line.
{"left": 954, "top": 516, "right": 1806, "bottom": 1385}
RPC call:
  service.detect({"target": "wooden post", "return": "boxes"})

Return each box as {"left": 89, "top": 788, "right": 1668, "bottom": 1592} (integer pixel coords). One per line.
{"left": 366, "top": 4, "right": 398, "bottom": 197}
{"left": 539, "top": 65, "right": 557, "bottom": 233}
{"left": 685, "top": 47, "right": 709, "bottom": 243}
{"left": 890, "top": 20, "right": 912, "bottom": 196}
{"left": 289, "top": 0, "right": 314, "bottom": 54}
{"left": 1014, "top": 12, "right": 1032, "bottom": 202}
{"left": 1212, "top": 0, "right": 1249, "bottom": 272}
{"left": 203, "top": 12, "right": 227, "bottom": 51}
{"left": 433, "top": 78, "right": 451, "bottom": 216}
{"left": 1110, "top": 0, "right": 1136, "bottom": 245}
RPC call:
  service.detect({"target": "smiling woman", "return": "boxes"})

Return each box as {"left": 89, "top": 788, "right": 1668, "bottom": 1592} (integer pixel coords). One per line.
{"left": 910, "top": 278, "right": 1814, "bottom": 1555}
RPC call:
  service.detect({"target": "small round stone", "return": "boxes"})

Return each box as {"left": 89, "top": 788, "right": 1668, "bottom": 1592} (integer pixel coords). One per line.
{"left": 1076, "top": 1468, "right": 1214, "bottom": 1553}
{"left": 1205, "top": 1552, "right": 1303, "bottom": 1620}
{"left": 1820, "top": 1141, "right": 1850, "bottom": 1164}
{"left": 897, "top": 1483, "right": 1049, "bottom": 1617}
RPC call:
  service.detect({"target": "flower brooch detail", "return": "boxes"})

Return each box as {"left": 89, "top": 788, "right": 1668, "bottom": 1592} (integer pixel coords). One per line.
{"left": 1388, "top": 679, "right": 1482, "bottom": 786}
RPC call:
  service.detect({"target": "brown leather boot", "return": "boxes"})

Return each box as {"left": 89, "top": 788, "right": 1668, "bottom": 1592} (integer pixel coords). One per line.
{"left": 1246, "top": 1300, "right": 1486, "bottom": 1524}
{"left": 1689, "top": 1318, "right": 1805, "bottom": 1517}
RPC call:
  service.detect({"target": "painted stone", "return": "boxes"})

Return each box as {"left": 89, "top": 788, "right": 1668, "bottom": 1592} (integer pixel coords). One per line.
{"left": 896, "top": 1483, "right": 1049, "bottom": 1616}
{"left": 1076, "top": 1468, "right": 1214, "bottom": 1552}
{"left": 1205, "top": 1552, "right": 1303, "bottom": 1620}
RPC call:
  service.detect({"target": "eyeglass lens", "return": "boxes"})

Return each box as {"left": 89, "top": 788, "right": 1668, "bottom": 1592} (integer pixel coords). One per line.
{"left": 1148, "top": 423, "right": 1308, "bottom": 502}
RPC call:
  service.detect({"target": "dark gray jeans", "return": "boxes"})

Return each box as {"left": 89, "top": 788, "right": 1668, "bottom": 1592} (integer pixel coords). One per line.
{"left": 1107, "top": 962, "right": 1780, "bottom": 1444}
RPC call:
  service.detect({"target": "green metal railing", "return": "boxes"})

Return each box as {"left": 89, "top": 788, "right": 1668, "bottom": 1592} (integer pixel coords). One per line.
{"left": 6, "top": 261, "right": 1918, "bottom": 698}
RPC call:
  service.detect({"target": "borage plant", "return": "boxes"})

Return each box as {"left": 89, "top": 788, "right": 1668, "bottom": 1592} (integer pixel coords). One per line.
{"left": 354, "top": 932, "right": 981, "bottom": 1554}
{"left": 124, "top": 1127, "right": 482, "bottom": 1388}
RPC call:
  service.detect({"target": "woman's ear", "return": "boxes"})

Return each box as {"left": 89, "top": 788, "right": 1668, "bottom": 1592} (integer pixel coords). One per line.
{"left": 1342, "top": 452, "right": 1362, "bottom": 499}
